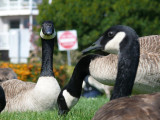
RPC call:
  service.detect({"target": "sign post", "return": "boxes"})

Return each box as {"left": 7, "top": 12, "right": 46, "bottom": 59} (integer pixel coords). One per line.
{"left": 67, "top": 50, "right": 71, "bottom": 66}
{"left": 57, "top": 30, "right": 78, "bottom": 66}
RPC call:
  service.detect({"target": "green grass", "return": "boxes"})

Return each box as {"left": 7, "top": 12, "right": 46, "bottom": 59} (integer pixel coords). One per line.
{"left": 0, "top": 96, "right": 109, "bottom": 120}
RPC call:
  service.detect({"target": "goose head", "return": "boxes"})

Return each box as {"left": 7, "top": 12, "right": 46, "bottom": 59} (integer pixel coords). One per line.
{"left": 57, "top": 89, "right": 76, "bottom": 115}
{"left": 82, "top": 25, "right": 139, "bottom": 55}
{"left": 40, "top": 21, "right": 56, "bottom": 40}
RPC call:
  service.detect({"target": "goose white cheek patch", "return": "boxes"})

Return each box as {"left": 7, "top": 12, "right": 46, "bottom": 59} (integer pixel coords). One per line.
{"left": 40, "top": 29, "right": 56, "bottom": 40}
{"left": 63, "top": 90, "right": 78, "bottom": 109}
{"left": 104, "top": 32, "right": 126, "bottom": 54}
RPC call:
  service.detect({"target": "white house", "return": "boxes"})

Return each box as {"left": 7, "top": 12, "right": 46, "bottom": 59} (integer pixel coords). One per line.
{"left": 0, "top": 0, "right": 42, "bottom": 63}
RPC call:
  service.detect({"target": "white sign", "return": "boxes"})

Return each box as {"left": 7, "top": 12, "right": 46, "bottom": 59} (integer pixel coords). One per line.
{"left": 57, "top": 30, "right": 78, "bottom": 51}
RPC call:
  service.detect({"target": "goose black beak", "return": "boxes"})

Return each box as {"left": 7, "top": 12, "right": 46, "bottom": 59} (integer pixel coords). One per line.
{"left": 45, "top": 27, "right": 54, "bottom": 36}
{"left": 82, "top": 36, "right": 103, "bottom": 54}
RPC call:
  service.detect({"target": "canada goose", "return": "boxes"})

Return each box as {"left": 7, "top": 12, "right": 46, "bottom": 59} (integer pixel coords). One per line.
{"left": 57, "top": 25, "right": 140, "bottom": 115}
{"left": 57, "top": 54, "right": 100, "bottom": 115}
{"left": 84, "top": 35, "right": 160, "bottom": 95}
{"left": 1, "top": 21, "right": 61, "bottom": 112}
{"left": 83, "top": 25, "right": 140, "bottom": 100}
{"left": 81, "top": 25, "right": 160, "bottom": 120}
{"left": 0, "top": 68, "right": 17, "bottom": 82}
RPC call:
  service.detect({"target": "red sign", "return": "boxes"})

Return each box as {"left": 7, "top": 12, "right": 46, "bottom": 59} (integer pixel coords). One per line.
{"left": 57, "top": 30, "right": 78, "bottom": 51}
{"left": 59, "top": 31, "right": 76, "bottom": 49}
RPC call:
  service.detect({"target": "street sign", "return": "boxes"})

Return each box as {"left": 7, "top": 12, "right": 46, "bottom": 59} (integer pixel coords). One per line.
{"left": 57, "top": 30, "right": 78, "bottom": 51}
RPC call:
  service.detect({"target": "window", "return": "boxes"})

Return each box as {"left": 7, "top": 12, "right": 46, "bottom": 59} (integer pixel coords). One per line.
{"left": 10, "top": 20, "right": 20, "bottom": 29}
{"left": 24, "top": 19, "right": 29, "bottom": 28}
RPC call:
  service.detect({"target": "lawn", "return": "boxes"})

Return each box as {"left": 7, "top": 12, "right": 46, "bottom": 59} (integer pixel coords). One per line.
{"left": 0, "top": 96, "right": 109, "bottom": 120}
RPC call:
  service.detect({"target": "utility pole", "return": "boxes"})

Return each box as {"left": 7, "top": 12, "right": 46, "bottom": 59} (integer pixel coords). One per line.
{"left": 29, "top": 0, "right": 33, "bottom": 32}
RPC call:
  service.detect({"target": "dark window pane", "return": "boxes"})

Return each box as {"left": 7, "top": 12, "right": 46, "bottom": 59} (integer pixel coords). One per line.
{"left": 10, "top": 20, "right": 20, "bottom": 29}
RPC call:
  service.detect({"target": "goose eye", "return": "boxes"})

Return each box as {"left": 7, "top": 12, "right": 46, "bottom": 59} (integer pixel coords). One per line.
{"left": 108, "top": 31, "right": 114, "bottom": 37}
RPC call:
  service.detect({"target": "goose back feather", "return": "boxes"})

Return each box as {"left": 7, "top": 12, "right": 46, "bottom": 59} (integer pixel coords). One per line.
{"left": 139, "top": 35, "right": 160, "bottom": 54}
{"left": 1, "top": 79, "right": 35, "bottom": 100}
{"left": 92, "top": 92, "right": 160, "bottom": 120}
{"left": 0, "top": 68, "right": 17, "bottom": 82}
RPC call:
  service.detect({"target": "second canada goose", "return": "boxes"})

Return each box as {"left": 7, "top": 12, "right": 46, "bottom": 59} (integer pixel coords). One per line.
{"left": 85, "top": 35, "right": 160, "bottom": 95}
{"left": 82, "top": 25, "right": 140, "bottom": 100}
{"left": 57, "top": 54, "right": 100, "bottom": 115}
{"left": 1, "top": 21, "right": 61, "bottom": 112}
{"left": 57, "top": 25, "right": 140, "bottom": 115}
{"left": 81, "top": 26, "right": 160, "bottom": 120}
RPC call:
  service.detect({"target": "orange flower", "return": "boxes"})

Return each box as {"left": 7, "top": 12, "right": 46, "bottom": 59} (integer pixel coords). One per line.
{"left": 0, "top": 62, "right": 70, "bottom": 87}
{"left": 59, "top": 65, "right": 64, "bottom": 70}
{"left": 55, "top": 72, "right": 59, "bottom": 77}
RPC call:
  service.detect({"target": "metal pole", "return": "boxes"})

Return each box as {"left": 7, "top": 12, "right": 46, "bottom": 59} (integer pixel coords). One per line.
{"left": 49, "top": 0, "right": 52, "bottom": 4}
{"left": 29, "top": 0, "right": 33, "bottom": 31}
{"left": 18, "top": 30, "right": 21, "bottom": 63}
{"left": 67, "top": 50, "right": 71, "bottom": 66}
{"left": 29, "top": 0, "right": 33, "bottom": 52}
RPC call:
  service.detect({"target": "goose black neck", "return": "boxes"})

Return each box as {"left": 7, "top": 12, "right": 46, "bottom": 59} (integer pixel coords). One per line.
{"left": 110, "top": 37, "right": 140, "bottom": 100}
{"left": 64, "top": 55, "right": 100, "bottom": 98}
{"left": 40, "top": 38, "right": 54, "bottom": 76}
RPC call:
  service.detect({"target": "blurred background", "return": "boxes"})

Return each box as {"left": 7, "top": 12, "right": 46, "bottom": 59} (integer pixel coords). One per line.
{"left": 0, "top": 0, "right": 160, "bottom": 88}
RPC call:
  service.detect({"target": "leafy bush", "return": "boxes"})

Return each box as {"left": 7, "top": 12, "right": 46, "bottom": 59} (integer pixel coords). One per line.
{"left": 37, "top": 0, "right": 160, "bottom": 52}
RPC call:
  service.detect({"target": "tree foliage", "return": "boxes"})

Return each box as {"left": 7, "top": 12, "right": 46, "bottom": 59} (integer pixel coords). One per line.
{"left": 37, "top": 0, "right": 160, "bottom": 50}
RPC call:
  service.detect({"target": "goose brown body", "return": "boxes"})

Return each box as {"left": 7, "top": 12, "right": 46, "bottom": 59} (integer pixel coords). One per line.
{"left": 1, "top": 77, "right": 60, "bottom": 112}
{"left": 89, "top": 35, "right": 160, "bottom": 93}
{"left": 140, "top": 35, "right": 160, "bottom": 54}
